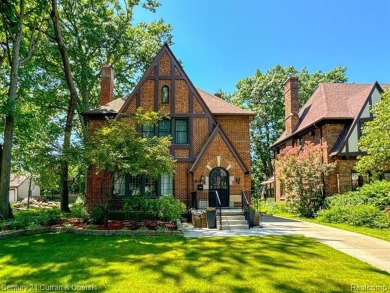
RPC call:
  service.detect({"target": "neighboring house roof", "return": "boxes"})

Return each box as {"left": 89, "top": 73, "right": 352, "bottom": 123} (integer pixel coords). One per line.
{"left": 82, "top": 89, "right": 254, "bottom": 117}
{"left": 272, "top": 83, "right": 378, "bottom": 147}
{"left": 81, "top": 97, "right": 126, "bottom": 116}
{"left": 10, "top": 174, "right": 28, "bottom": 188}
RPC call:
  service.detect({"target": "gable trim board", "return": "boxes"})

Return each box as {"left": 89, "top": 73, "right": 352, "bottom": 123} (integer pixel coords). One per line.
{"left": 117, "top": 44, "right": 216, "bottom": 125}
{"left": 334, "top": 82, "right": 382, "bottom": 157}
{"left": 272, "top": 79, "right": 388, "bottom": 199}
{"left": 189, "top": 124, "right": 250, "bottom": 174}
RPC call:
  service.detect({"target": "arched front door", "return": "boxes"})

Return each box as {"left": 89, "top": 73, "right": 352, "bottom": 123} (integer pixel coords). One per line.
{"left": 209, "top": 168, "right": 229, "bottom": 207}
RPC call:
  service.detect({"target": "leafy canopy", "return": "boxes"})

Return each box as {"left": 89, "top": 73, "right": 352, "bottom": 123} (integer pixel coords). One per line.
{"left": 86, "top": 109, "right": 174, "bottom": 179}
{"left": 356, "top": 90, "right": 390, "bottom": 176}
{"left": 230, "top": 65, "right": 347, "bottom": 184}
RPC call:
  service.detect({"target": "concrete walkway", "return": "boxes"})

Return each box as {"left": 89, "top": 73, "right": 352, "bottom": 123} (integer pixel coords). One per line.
{"left": 183, "top": 214, "right": 390, "bottom": 273}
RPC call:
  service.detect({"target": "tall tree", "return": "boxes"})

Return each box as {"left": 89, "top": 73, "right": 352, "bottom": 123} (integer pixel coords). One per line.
{"left": 355, "top": 90, "right": 390, "bottom": 176}
{"left": 15, "top": 0, "right": 171, "bottom": 211}
{"left": 50, "top": 0, "right": 79, "bottom": 212}
{"left": 0, "top": 0, "right": 44, "bottom": 218}
{"left": 231, "top": 65, "right": 347, "bottom": 186}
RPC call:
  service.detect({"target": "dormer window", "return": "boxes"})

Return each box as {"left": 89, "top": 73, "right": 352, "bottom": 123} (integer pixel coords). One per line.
{"left": 161, "top": 86, "right": 169, "bottom": 104}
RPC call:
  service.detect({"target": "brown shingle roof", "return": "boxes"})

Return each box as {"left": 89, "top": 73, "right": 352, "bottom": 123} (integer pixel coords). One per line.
{"left": 82, "top": 89, "right": 255, "bottom": 117}
{"left": 272, "top": 83, "right": 376, "bottom": 147}
{"left": 196, "top": 88, "right": 256, "bottom": 116}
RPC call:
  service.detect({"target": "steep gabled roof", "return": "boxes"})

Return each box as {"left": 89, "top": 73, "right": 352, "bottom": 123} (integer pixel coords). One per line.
{"left": 272, "top": 83, "right": 378, "bottom": 147}
{"left": 196, "top": 88, "right": 256, "bottom": 116}
{"left": 189, "top": 125, "right": 249, "bottom": 174}
{"left": 82, "top": 44, "right": 254, "bottom": 118}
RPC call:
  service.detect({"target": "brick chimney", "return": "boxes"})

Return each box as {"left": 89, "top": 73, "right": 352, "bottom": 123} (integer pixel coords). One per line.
{"left": 284, "top": 76, "right": 299, "bottom": 134}
{"left": 99, "top": 64, "right": 114, "bottom": 106}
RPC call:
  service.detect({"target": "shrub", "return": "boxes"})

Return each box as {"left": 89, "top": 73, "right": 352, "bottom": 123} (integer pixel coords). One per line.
{"left": 346, "top": 205, "right": 390, "bottom": 228}
{"left": 88, "top": 205, "right": 108, "bottom": 225}
{"left": 0, "top": 209, "right": 62, "bottom": 230}
{"left": 257, "top": 200, "right": 292, "bottom": 215}
{"left": 157, "top": 195, "right": 186, "bottom": 221}
{"left": 68, "top": 201, "right": 88, "bottom": 220}
{"left": 318, "top": 204, "right": 390, "bottom": 228}
{"left": 318, "top": 206, "right": 349, "bottom": 223}
{"left": 122, "top": 195, "right": 186, "bottom": 222}
{"left": 356, "top": 180, "right": 390, "bottom": 208}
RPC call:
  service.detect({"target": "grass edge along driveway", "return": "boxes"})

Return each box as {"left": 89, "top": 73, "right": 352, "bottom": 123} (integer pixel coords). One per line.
{"left": 1, "top": 233, "right": 389, "bottom": 293}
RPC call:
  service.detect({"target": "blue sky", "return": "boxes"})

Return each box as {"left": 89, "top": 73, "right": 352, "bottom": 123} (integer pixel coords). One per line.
{"left": 135, "top": 0, "right": 390, "bottom": 94}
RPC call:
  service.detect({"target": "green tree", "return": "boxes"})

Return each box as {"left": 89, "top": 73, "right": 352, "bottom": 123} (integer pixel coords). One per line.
{"left": 41, "top": 0, "right": 171, "bottom": 211}
{"left": 0, "top": 0, "right": 45, "bottom": 218}
{"left": 276, "top": 141, "right": 336, "bottom": 218}
{"left": 355, "top": 90, "right": 390, "bottom": 176}
{"left": 85, "top": 109, "right": 174, "bottom": 210}
{"left": 230, "top": 65, "right": 347, "bottom": 185}
{"left": 4, "top": 0, "right": 172, "bottom": 211}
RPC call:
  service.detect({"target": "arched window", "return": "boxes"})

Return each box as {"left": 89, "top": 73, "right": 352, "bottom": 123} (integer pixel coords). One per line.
{"left": 161, "top": 86, "right": 169, "bottom": 104}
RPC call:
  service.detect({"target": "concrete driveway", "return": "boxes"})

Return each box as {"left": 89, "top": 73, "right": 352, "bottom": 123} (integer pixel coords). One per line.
{"left": 183, "top": 214, "right": 390, "bottom": 274}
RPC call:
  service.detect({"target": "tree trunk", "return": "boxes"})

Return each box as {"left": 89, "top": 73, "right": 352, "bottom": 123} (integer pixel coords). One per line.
{"left": 50, "top": 0, "right": 78, "bottom": 213}
{"left": 0, "top": 1, "right": 24, "bottom": 218}
{"left": 27, "top": 176, "right": 32, "bottom": 209}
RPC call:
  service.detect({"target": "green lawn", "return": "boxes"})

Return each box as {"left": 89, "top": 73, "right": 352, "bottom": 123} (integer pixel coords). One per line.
{"left": 1, "top": 233, "right": 389, "bottom": 292}
{"left": 269, "top": 212, "right": 390, "bottom": 242}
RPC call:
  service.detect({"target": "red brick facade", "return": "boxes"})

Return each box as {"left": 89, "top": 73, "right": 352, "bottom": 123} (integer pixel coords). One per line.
{"left": 272, "top": 80, "right": 385, "bottom": 201}
{"left": 83, "top": 44, "right": 254, "bottom": 210}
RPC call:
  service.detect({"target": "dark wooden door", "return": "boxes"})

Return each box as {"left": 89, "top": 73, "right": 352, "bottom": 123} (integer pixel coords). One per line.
{"left": 209, "top": 168, "right": 229, "bottom": 207}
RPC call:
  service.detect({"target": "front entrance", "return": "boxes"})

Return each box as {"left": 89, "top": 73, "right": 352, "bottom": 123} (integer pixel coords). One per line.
{"left": 209, "top": 168, "right": 229, "bottom": 207}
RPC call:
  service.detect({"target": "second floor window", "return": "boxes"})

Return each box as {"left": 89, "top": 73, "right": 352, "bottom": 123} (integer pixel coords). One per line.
{"left": 142, "top": 125, "right": 155, "bottom": 139}
{"left": 161, "top": 86, "right": 169, "bottom": 104}
{"left": 158, "top": 119, "right": 171, "bottom": 137}
{"left": 175, "top": 119, "right": 188, "bottom": 144}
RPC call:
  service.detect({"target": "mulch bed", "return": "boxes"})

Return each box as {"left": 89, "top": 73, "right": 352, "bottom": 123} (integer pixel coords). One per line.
{"left": 54, "top": 218, "right": 177, "bottom": 231}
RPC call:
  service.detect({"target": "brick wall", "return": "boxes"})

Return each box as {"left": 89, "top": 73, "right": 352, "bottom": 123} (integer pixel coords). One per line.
{"left": 274, "top": 123, "right": 356, "bottom": 200}
{"left": 216, "top": 116, "right": 251, "bottom": 169}
{"left": 174, "top": 162, "right": 190, "bottom": 204}
{"left": 86, "top": 46, "right": 252, "bottom": 209}
{"left": 86, "top": 166, "right": 112, "bottom": 211}
{"left": 190, "top": 132, "right": 251, "bottom": 199}
{"left": 175, "top": 80, "right": 189, "bottom": 113}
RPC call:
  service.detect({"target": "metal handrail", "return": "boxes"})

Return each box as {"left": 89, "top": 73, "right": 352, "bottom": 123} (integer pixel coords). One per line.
{"left": 210, "top": 190, "right": 222, "bottom": 230}
{"left": 241, "top": 190, "right": 252, "bottom": 228}
{"left": 241, "top": 190, "right": 250, "bottom": 212}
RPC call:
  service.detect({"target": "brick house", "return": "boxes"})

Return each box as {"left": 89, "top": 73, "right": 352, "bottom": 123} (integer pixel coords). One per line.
{"left": 271, "top": 77, "right": 389, "bottom": 201}
{"left": 82, "top": 44, "right": 255, "bottom": 210}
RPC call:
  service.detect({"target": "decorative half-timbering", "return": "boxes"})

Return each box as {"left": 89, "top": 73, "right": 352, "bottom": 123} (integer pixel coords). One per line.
{"left": 271, "top": 77, "right": 389, "bottom": 201}
{"left": 82, "top": 44, "right": 255, "bottom": 210}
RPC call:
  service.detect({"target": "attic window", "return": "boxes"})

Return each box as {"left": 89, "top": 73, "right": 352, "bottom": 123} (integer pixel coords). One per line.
{"left": 161, "top": 86, "right": 169, "bottom": 104}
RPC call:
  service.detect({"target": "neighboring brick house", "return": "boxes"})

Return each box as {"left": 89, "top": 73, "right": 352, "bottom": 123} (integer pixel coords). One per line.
{"left": 82, "top": 44, "right": 255, "bottom": 210}
{"left": 271, "top": 77, "right": 389, "bottom": 201}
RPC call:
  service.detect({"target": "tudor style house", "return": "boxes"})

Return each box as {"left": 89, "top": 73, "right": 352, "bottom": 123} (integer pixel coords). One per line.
{"left": 271, "top": 77, "right": 389, "bottom": 201}
{"left": 82, "top": 44, "right": 255, "bottom": 210}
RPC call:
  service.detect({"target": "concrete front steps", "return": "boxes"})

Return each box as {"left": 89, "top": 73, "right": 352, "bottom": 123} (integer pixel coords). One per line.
{"left": 217, "top": 209, "right": 249, "bottom": 230}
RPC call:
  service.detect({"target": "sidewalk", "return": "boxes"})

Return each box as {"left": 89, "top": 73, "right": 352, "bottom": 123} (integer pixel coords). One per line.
{"left": 183, "top": 214, "right": 390, "bottom": 274}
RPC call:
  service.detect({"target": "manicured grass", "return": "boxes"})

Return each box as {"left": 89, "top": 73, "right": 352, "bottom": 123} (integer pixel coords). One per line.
{"left": 1, "top": 233, "right": 389, "bottom": 292}
{"left": 269, "top": 212, "right": 390, "bottom": 242}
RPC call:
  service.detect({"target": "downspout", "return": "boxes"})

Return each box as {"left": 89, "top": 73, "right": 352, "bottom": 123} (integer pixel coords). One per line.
{"left": 314, "top": 122, "right": 326, "bottom": 199}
